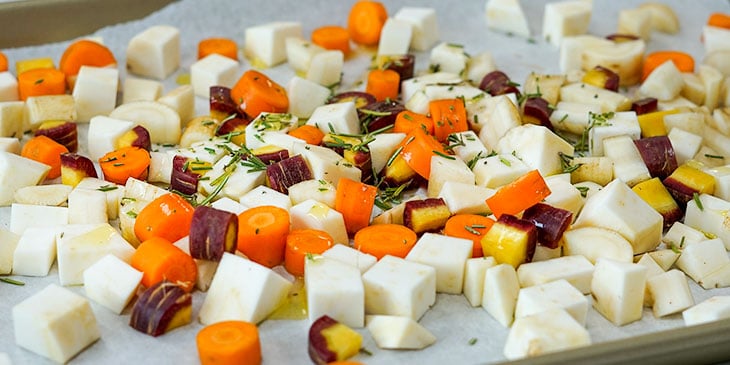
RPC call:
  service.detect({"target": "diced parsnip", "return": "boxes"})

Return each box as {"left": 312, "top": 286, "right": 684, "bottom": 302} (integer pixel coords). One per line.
{"left": 13, "top": 284, "right": 100, "bottom": 363}
{"left": 484, "top": 0, "right": 530, "bottom": 37}
{"left": 561, "top": 226, "right": 633, "bottom": 265}
{"left": 581, "top": 39, "right": 646, "bottom": 87}
{"left": 640, "top": 60, "right": 684, "bottom": 101}
{"left": 24, "top": 95, "right": 76, "bottom": 131}
{"left": 285, "top": 37, "right": 325, "bottom": 74}
{"left": 244, "top": 22, "right": 301, "bottom": 68}
{"left": 503, "top": 308, "right": 591, "bottom": 360}
{"left": 172, "top": 236, "right": 219, "bottom": 292}
{"left": 83, "top": 254, "right": 143, "bottom": 314}
{"left": 306, "top": 101, "right": 359, "bottom": 135}
{"left": 0, "top": 229, "right": 19, "bottom": 274}
{"left": 683, "top": 296, "right": 730, "bottom": 326}
{"left": 87, "top": 115, "right": 135, "bottom": 160}
{"left": 482, "top": 263, "right": 520, "bottom": 327}
{"left": 497, "top": 124, "right": 574, "bottom": 177}
{"left": 681, "top": 73, "right": 706, "bottom": 106}
{"left": 368, "top": 132, "right": 405, "bottom": 175}
{"left": 290, "top": 199, "right": 348, "bottom": 245}
{"left": 377, "top": 18, "right": 413, "bottom": 56}
{"left": 0, "top": 152, "right": 51, "bottom": 206}
{"left": 299, "top": 144, "right": 361, "bottom": 187}
{"left": 68, "top": 188, "right": 108, "bottom": 224}
{"left": 0, "top": 101, "right": 24, "bottom": 138}
{"left": 700, "top": 64, "right": 723, "bottom": 111}
{"left": 394, "top": 7, "right": 439, "bottom": 51}
{"left": 12, "top": 227, "right": 57, "bottom": 277}
{"left": 705, "top": 165, "right": 730, "bottom": 202}
{"left": 523, "top": 73, "right": 565, "bottom": 106}
{"left": 591, "top": 258, "right": 647, "bottom": 326}
{"left": 366, "top": 314, "right": 436, "bottom": 350}
{"left": 667, "top": 128, "right": 702, "bottom": 165}
{"left": 516, "top": 255, "right": 594, "bottom": 294}
{"left": 560, "top": 83, "right": 631, "bottom": 114}
{"left": 697, "top": 261, "right": 730, "bottom": 289}
{"left": 647, "top": 269, "right": 694, "bottom": 317}
{"left": 126, "top": 25, "right": 180, "bottom": 79}
{"left": 477, "top": 95, "right": 522, "bottom": 150}
{"left": 569, "top": 156, "right": 613, "bottom": 186}
{"left": 438, "top": 181, "right": 495, "bottom": 215}
{"left": 448, "top": 131, "right": 488, "bottom": 163}
{"left": 542, "top": 0, "right": 592, "bottom": 47}
{"left": 287, "top": 76, "right": 331, "bottom": 118}
{"left": 549, "top": 101, "right": 600, "bottom": 136}
{"left": 684, "top": 194, "right": 730, "bottom": 249}
{"left": 463, "top": 256, "right": 497, "bottom": 307}
{"left": 427, "top": 155, "right": 474, "bottom": 198}
{"left": 287, "top": 179, "right": 336, "bottom": 208}
{"left": 515, "top": 279, "right": 589, "bottom": 326}
{"left": 405, "top": 233, "right": 472, "bottom": 294}
{"left": 406, "top": 83, "right": 483, "bottom": 115}
{"left": 429, "top": 42, "right": 469, "bottom": 78}
{"left": 473, "top": 153, "right": 530, "bottom": 189}
{"left": 465, "top": 52, "right": 496, "bottom": 85}
{"left": 72, "top": 66, "right": 119, "bottom": 122}
{"left": 617, "top": 8, "right": 652, "bottom": 40}
{"left": 306, "top": 50, "right": 344, "bottom": 87}
{"left": 675, "top": 238, "right": 729, "bottom": 283}
{"left": 588, "top": 111, "right": 641, "bottom": 157}
{"left": 305, "top": 256, "right": 364, "bottom": 328}
{"left": 543, "top": 175, "right": 583, "bottom": 217}
{"left": 190, "top": 53, "right": 238, "bottom": 98}
{"left": 157, "top": 85, "right": 194, "bottom": 126}
{"left": 321, "top": 244, "right": 377, "bottom": 274}
{"left": 109, "top": 101, "right": 181, "bottom": 145}
{"left": 122, "top": 77, "right": 162, "bottom": 104}
{"left": 636, "top": 253, "right": 666, "bottom": 307}
{"left": 0, "top": 72, "right": 18, "bottom": 102}
{"left": 664, "top": 112, "right": 704, "bottom": 136}
{"left": 657, "top": 96, "right": 697, "bottom": 111}
{"left": 9, "top": 204, "right": 68, "bottom": 235}
{"left": 648, "top": 249, "right": 680, "bottom": 272}
{"left": 603, "top": 135, "right": 650, "bottom": 187}
{"left": 703, "top": 25, "right": 730, "bottom": 54}
{"left": 56, "top": 224, "right": 135, "bottom": 285}
{"left": 199, "top": 253, "right": 292, "bottom": 325}
{"left": 401, "top": 72, "right": 462, "bottom": 104}
{"left": 362, "top": 255, "right": 436, "bottom": 321}
{"left": 559, "top": 35, "right": 612, "bottom": 73}
{"left": 245, "top": 112, "right": 296, "bottom": 150}
{"left": 638, "top": 2, "right": 679, "bottom": 34}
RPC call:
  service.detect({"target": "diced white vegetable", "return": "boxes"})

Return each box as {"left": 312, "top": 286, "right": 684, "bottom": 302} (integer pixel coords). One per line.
{"left": 648, "top": 249, "right": 680, "bottom": 272}
{"left": 559, "top": 35, "right": 612, "bottom": 73}
{"left": 517, "top": 255, "right": 594, "bottom": 294}
{"left": 366, "top": 315, "right": 436, "bottom": 350}
{"left": 171, "top": 138, "right": 234, "bottom": 165}
{"left": 638, "top": 2, "right": 680, "bottom": 34}
{"left": 438, "top": 181, "right": 495, "bottom": 215}
{"left": 300, "top": 144, "right": 361, "bottom": 187}
{"left": 72, "top": 66, "right": 119, "bottom": 122}
{"left": 676, "top": 238, "right": 729, "bottom": 283}
{"left": 603, "top": 134, "right": 650, "bottom": 187}
{"left": 290, "top": 199, "right": 348, "bottom": 245}
{"left": 305, "top": 256, "right": 364, "bottom": 328}
{"left": 429, "top": 42, "right": 469, "bottom": 78}
{"left": 190, "top": 53, "right": 239, "bottom": 98}
{"left": 126, "top": 25, "right": 180, "bottom": 79}
{"left": 401, "top": 72, "right": 461, "bottom": 104}
{"left": 542, "top": 0, "right": 592, "bottom": 47}
{"left": 368, "top": 132, "right": 406, "bottom": 174}
{"left": 87, "top": 115, "right": 134, "bottom": 161}
{"left": 562, "top": 226, "right": 633, "bottom": 264}
{"left": 680, "top": 72, "right": 706, "bottom": 106}
{"left": 591, "top": 258, "right": 647, "bottom": 325}
{"left": 662, "top": 221, "right": 706, "bottom": 249}
{"left": 543, "top": 175, "right": 583, "bottom": 216}
{"left": 448, "top": 130, "right": 488, "bottom": 163}
{"left": 76, "top": 177, "right": 124, "bottom": 220}
{"left": 473, "top": 153, "right": 530, "bottom": 188}
{"left": 362, "top": 255, "right": 436, "bottom": 321}
{"left": 705, "top": 165, "right": 730, "bottom": 202}
{"left": 503, "top": 308, "right": 591, "bottom": 360}
{"left": 287, "top": 76, "right": 331, "bottom": 118}
{"left": 109, "top": 100, "right": 181, "bottom": 145}
{"left": 664, "top": 112, "right": 704, "bottom": 136}
{"left": 531, "top": 245, "right": 562, "bottom": 262}
{"left": 198, "top": 155, "right": 265, "bottom": 200}
{"left": 639, "top": 60, "right": 684, "bottom": 101}
{"left": 122, "top": 77, "right": 163, "bottom": 104}
{"left": 406, "top": 233, "right": 472, "bottom": 294}
{"left": 477, "top": 95, "right": 522, "bottom": 150}
{"left": 239, "top": 185, "right": 292, "bottom": 211}
{"left": 287, "top": 179, "right": 336, "bottom": 208}
{"left": 406, "top": 83, "right": 483, "bottom": 115}
{"left": 24, "top": 95, "right": 76, "bottom": 130}
{"left": 583, "top": 39, "right": 646, "bottom": 87}
{"left": 321, "top": 244, "right": 377, "bottom": 274}
{"left": 482, "top": 263, "right": 520, "bottom": 327}
{"left": 306, "top": 50, "right": 343, "bottom": 87}
{"left": 0, "top": 229, "right": 19, "bottom": 274}
{"left": 148, "top": 151, "right": 173, "bottom": 184}
{"left": 572, "top": 179, "right": 662, "bottom": 254}
{"left": 0, "top": 101, "right": 24, "bottom": 138}
{"left": 657, "top": 96, "right": 697, "bottom": 111}
{"left": 700, "top": 64, "right": 723, "bottom": 110}
{"left": 683, "top": 296, "right": 730, "bottom": 326}
{"left": 497, "top": 124, "right": 574, "bottom": 177}
{"left": 515, "top": 279, "right": 589, "bottom": 326}
{"left": 83, "top": 254, "right": 142, "bottom": 314}
{"left": 199, "top": 253, "right": 292, "bottom": 324}
{"left": 703, "top": 25, "right": 730, "bottom": 54}
{"left": 56, "top": 224, "right": 135, "bottom": 285}
{"left": 245, "top": 113, "right": 296, "bottom": 150}
{"left": 684, "top": 194, "right": 730, "bottom": 249}
{"left": 485, "top": 0, "right": 530, "bottom": 37}
{"left": 428, "top": 155, "right": 474, "bottom": 198}
{"left": 306, "top": 101, "right": 359, "bottom": 135}
{"left": 0, "top": 72, "right": 18, "bottom": 102}
{"left": 12, "top": 227, "right": 57, "bottom": 277}
{"left": 157, "top": 85, "right": 194, "bottom": 126}
{"left": 667, "top": 127, "right": 702, "bottom": 165}
{"left": 68, "top": 188, "right": 108, "bottom": 224}
{"left": 559, "top": 83, "right": 631, "bottom": 113}
{"left": 210, "top": 196, "right": 248, "bottom": 215}
{"left": 377, "top": 18, "right": 413, "bottom": 56}
{"left": 9, "top": 203, "right": 68, "bottom": 235}
{"left": 13, "top": 284, "right": 100, "bottom": 363}
{"left": 13, "top": 184, "right": 72, "bottom": 207}
{"left": 617, "top": 8, "right": 652, "bottom": 40}
{"left": 588, "top": 111, "right": 641, "bottom": 157}
{"left": 245, "top": 22, "right": 302, "bottom": 68}
{"left": 394, "top": 7, "right": 439, "bottom": 51}
{"left": 637, "top": 253, "right": 666, "bottom": 307}
{"left": 463, "top": 256, "right": 497, "bottom": 307}
{"left": 173, "top": 237, "right": 218, "bottom": 292}
{"left": 285, "top": 37, "right": 325, "bottom": 73}
{"left": 647, "top": 269, "right": 694, "bottom": 317}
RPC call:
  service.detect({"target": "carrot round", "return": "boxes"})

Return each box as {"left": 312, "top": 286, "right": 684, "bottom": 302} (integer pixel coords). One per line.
{"left": 0, "top": 51, "right": 8, "bottom": 72}
{"left": 348, "top": 1, "right": 388, "bottom": 46}
{"left": 198, "top": 37, "right": 239, "bottom": 60}
{"left": 366, "top": 69, "right": 400, "bottom": 102}
{"left": 443, "top": 214, "right": 496, "bottom": 258}
{"left": 354, "top": 223, "right": 417, "bottom": 260}
{"left": 237, "top": 205, "right": 291, "bottom": 268}
{"left": 284, "top": 229, "right": 334, "bottom": 276}
{"left": 641, "top": 51, "right": 694, "bottom": 81}
{"left": 398, "top": 126, "right": 448, "bottom": 179}
{"left": 59, "top": 39, "right": 116, "bottom": 88}
{"left": 98, "top": 146, "right": 151, "bottom": 185}
{"left": 394, "top": 110, "right": 434, "bottom": 135}
{"left": 131, "top": 236, "right": 197, "bottom": 292}
{"left": 485, "top": 170, "right": 551, "bottom": 219}
{"left": 230, "top": 70, "right": 288, "bottom": 120}
{"left": 335, "top": 177, "right": 377, "bottom": 235}
{"left": 17, "top": 68, "right": 66, "bottom": 101}
{"left": 708, "top": 13, "right": 730, "bottom": 30}
{"left": 134, "top": 193, "right": 195, "bottom": 244}
{"left": 197, "top": 320, "right": 261, "bottom": 365}
{"left": 430, "top": 98, "right": 469, "bottom": 143}
{"left": 312, "top": 25, "right": 351, "bottom": 54}
{"left": 288, "top": 124, "right": 325, "bottom": 145}
{"left": 20, "top": 135, "right": 69, "bottom": 179}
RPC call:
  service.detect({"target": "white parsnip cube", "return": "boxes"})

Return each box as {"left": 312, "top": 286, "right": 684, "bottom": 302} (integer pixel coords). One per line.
{"left": 122, "top": 77, "right": 163, "bottom": 104}
{"left": 68, "top": 188, "right": 108, "bottom": 224}
{"left": 300, "top": 144, "right": 361, "bottom": 187}
{"left": 366, "top": 315, "right": 436, "bottom": 350}
{"left": 448, "top": 130, "right": 488, "bottom": 163}
{"left": 664, "top": 112, "right": 704, "bottom": 136}
{"left": 305, "top": 256, "right": 364, "bottom": 328}
{"left": 24, "top": 95, "right": 76, "bottom": 130}
{"left": 428, "top": 155, "right": 474, "bottom": 198}
{"left": 550, "top": 101, "right": 601, "bottom": 135}
{"left": 497, "top": 124, "right": 574, "bottom": 177}
{"left": 199, "top": 155, "right": 265, "bottom": 200}
{"left": 603, "top": 134, "right": 650, "bottom": 187}
{"left": 477, "top": 95, "right": 522, "bottom": 149}
{"left": 0, "top": 152, "right": 50, "bottom": 206}
{"left": 637, "top": 253, "right": 665, "bottom": 307}
{"left": 485, "top": 0, "right": 530, "bottom": 38}
{"left": 482, "top": 263, "right": 520, "bottom": 327}
{"left": 290, "top": 199, "right": 348, "bottom": 245}
{"left": 56, "top": 224, "right": 135, "bottom": 286}
{"left": 617, "top": 8, "right": 652, "bottom": 40}
{"left": 588, "top": 111, "right": 640, "bottom": 156}
{"left": 9, "top": 204, "right": 68, "bottom": 235}
{"left": 591, "top": 258, "right": 647, "bottom": 326}
{"left": 706, "top": 165, "right": 730, "bottom": 202}
{"left": 0, "top": 229, "right": 19, "bottom": 274}
{"left": 405, "top": 233, "right": 473, "bottom": 294}
{"left": 559, "top": 83, "right": 631, "bottom": 113}
{"left": 662, "top": 221, "right": 706, "bottom": 249}
{"left": 675, "top": 238, "right": 729, "bottom": 283}
{"left": 0, "top": 137, "right": 19, "bottom": 153}
{"left": 285, "top": 37, "right": 325, "bottom": 73}
{"left": 466, "top": 52, "right": 497, "bottom": 86}
{"left": 321, "top": 244, "right": 377, "bottom": 274}
{"left": 703, "top": 25, "right": 730, "bottom": 54}
{"left": 239, "top": 185, "right": 292, "bottom": 211}
{"left": 559, "top": 35, "right": 612, "bottom": 73}
{"left": 406, "top": 84, "right": 483, "bottom": 115}
{"left": 368, "top": 132, "right": 405, "bottom": 174}
{"left": 562, "top": 226, "right": 633, "bottom": 265}
{"left": 306, "top": 50, "right": 343, "bottom": 87}
{"left": 199, "top": 253, "right": 292, "bottom": 325}
{"left": 700, "top": 64, "right": 723, "bottom": 111}
{"left": 683, "top": 296, "right": 730, "bottom": 326}
{"left": 0, "top": 72, "right": 18, "bottom": 102}
{"left": 473, "top": 153, "right": 530, "bottom": 188}
{"left": 515, "top": 279, "right": 589, "bottom": 326}
{"left": 287, "top": 179, "right": 336, "bottom": 208}
{"left": 83, "top": 254, "right": 142, "bottom": 314}
{"left": 86, "top": 115, "right": 134, "bottom": 161}
{"left": 680, "top": 73, "right": 706, "bottom": 106}
{"left": 75, "top": 178, "right": 124, "bottom": 220}
{"left": 394, "top": 7, "right": 439, "bottom": 51}
{"left": 148, "top": 151, "right": 173, "bottom": 184}
{"left": 13, "top": 284, "right": 100, "bottom": 363}
{"left": 126, "top": 25, "right": 180, "bottom": 79}
{"left": 190, "top": 53, "right": 239, "bottom": 98}
{"left": 210, "top": 196, "right": 248, "bottom": 215}
{"left": 362, "top": 255, "right": 436, "bottom": 321}
{"left": 377, "top": 18, "right": 413, "bottom": 56}
{"left": 287, "top": 76, "right": 331, "bottom": 118}
{"left": 684, "top": 194, "right": 730, "bottom": 249}
{"left": 648, "top": 249, "right": 680, "bottom": 272}
{"left": 158, "top": 85, "right": 194, "bottom": 126}
{"left": 245, "top": 112, "right": 296, "bottom": 150}
{"left": 306, "top": 101, "right": 359, "bottom": 135}
{"left": 572, "top": 179, "right": 663, "bottom": 254}
{"left": 245, "top": 22, "right": 301, "bottom": 67}
{"left": 72, "top": 66, "right": 119, "bottom": 122}
{"left": 463, "top": 256, "right": 497, "bottom": 307}
{"left": 667, "top": 128, "right": 702, "bottom": 165}
{"left": 0, "top": 101, "right": 24, "bottom": 138}
{"left": 503, "top": 308, "right": 591, "bottom": 360}
{"left": 438, "top": 181, "right": 495, "bottom": 215}
{"left": 429, "top": 42, "right": 469, "bottom": 78}
{"left": 517, "top": 255, "right": 594, "bottom": 294}
{"left": 647, "top": 269, "right": 694, "bottom": 317}
{"left": 543, "top": 175, "right": 583, "bottom": 217}
{"left": 639, "top": 60, "right": 684, "bottom": 101}
{"left": 542, "top": 0, "right": 592, "bottom": 47}
{"left": 401, "top": 72, "right": 461, "bottom": 104}
{"left": 172, "top": 237, "right": 218, "bottom": 292}
{"left": 12, "top": 227, "right": 57, "bottom": 277}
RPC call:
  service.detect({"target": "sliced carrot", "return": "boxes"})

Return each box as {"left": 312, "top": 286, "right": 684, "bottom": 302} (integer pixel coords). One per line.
{"left": 312, "top": 25, "right": 351, "bottom": 54}
{"left": 230, "top": 70, "right": 289, "bottom": 120}
{"left": 98, "top": 146, "right": 151, "bottom": 185}
{"left": 284, "top": 229, "right": 334, "bottom": 276}
{"left": 17, "top": 68, "right": 66, "bottom": 101}
{"left": 288, "top": 124, "right": 325, "bottom": 145}
{"left": 397, "top": 126, "right": 448, "bottom": 179}
{"left": 335, "top": 177, "right": 378, "bottom": 235}
{"left": 348, "top": 1, "right": 388, "bottom": 46}
{"left": 130, "top": 236, "right": 197, "bottom": 292}
{"left": 198, "top": 37, "right": 239, "bottom": 60}
{"left": 134, "top": 192, "right": 195, "bottom": 244}
{"left": 485, "top": 170, "right": 551, "bottom": 219}
{"left": 393, "top": 110, "right": 434, "bottom": 135}
{"left": 641, "top": 51, "right": 694, "bottom": 82}
{"left": 20, "top": 135, "right": 69, "bottom": 179}
{"left": 197, "top": 320, "right": 262, "bottom": 365}
{"left": 59, "top": 39, "right": 116, "bottom": 88}
{"left": 0, "top": 51, "right": 7, "bottom": 72}
{"left": 429, "top": 98, "right": 468, "bottom": 143}
{"left": 366, "top": 69, "right": 400, "bottom": 102}
{"left": 708, "top": 13, "right": 730, "bottom": 30}
{"left": 443, "top": 214, "right": 496, "bottom": 258}
{"left": 237, "top": 205, "right": 291, "bottom": 268}
{"left": 354, "top": 223, "right": 417, "bottom": 260}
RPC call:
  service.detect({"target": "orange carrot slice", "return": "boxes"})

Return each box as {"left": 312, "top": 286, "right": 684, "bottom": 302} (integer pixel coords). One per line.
{"left": 397, "top": 126, "right": 448, "bottom": 179}
{"left": 348, "top": 1, "right": 388, "bottom": 46}
{"left": 17, "top": 68, "right": 66, "bottom": 101}
{"left": 354, "top": 223, "right": 417, "bottom": 260}
{"left": 442, "top": 214, "right": 496, "bottom": 258}
{"left": 98, "top": 146, "right": 151, "bottom": 185}
{"left": 284, "top": 229, "right": 335, "bottom": 277}
{"left": 20, "top": 135, "right": 69, "bottom": 179}
{"left": 198, "top": 37, "right": 239, "bottom": 60}
{"left": 59, "top": 39, "right": 116, "bottom": 88}
{"left": 393, "top": 110, "right": 434, "bottom": 135}
{"left": 134, "top": 193, "right": 195, "bottom": 244}
{"left": 708, "top": 12, "right": 730, "bottom": 30}
{"left": 312, "top": 25, "right": 351, "bottom": 54}
{"left": 0, "top": 51, "right": 7, "bottom": 72}
{"left": 131, "top": 236, "right": 197, "bottom": 292}
{"left": 335, "top": 177, "right": 378, "bottom": 235}
{"left": 485, "top": 170, "right": 551, "bottom": 218}
{"left": 197, "top": 321, "right": 262, "bottom": 365}
{"left": 642, "top": 51, "right": 694, "bottom": 81}
{"left": 429, "top": 98, "right": 468, "bottom": 143}
{"left": 237, "top": 205, "right": 291, "bottom": 268}
{"left": 230, "top": 70, "right": 288, "bottom": 120}
{"left": 366, "top": 69, "right": 400, "bottom": 101}
{"left": 288, "top": 125, "right": 325, "bottom": 145}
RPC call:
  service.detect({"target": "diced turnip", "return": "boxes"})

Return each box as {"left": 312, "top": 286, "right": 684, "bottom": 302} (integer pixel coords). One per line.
{"left": 122, "top": 77, "right": 163, "bottom": 104}
{"left": 67, "top": 188, "right": 108, "bottom": 224}
{"left": 429, "top": 42, "right": 469, "bottom": 78}
{"left": 299, "top": 144, "right": 361, "bottom": 187}
{"left": 72, "top": 66, "right": 118, "bottom": 122}
{"left": 305, "top": 256, "right": 364, "bottom": 328}
{"left": 285, "top": 37, "right": 324, "bottom": 73}
{"left": 290, "top": 199, "right": 348, "bottom": 245}
{"left": 366, "top": 314, "right": 436, "bottom": 350}
{"left": 287, "top": 76, "right": 331, "bottom": 118}
{"left": 438, "top": 180, "right": 494, "bottom": 215}
{"left": 362, "top": 255, "right": 436, "bottom": 321}
{"left": 503, "top": 308, "right": 591, "bottom": 360}
{"left": 394, "top": 7, "right": 438, "bottom": 51}
{"left": 0, "top": 152, "right": 50, "bottom": 206}
{"left": 463, "top": 256, "right": 497, "bottom": 307}
{"left": 683, "top": 296, "right": 730, "bottom": 326}
{"left": 157, "top": 84, "right": 194, "bottom": 125}
{"left": 0, "top": 228, "right": 20, "bottom": 274}
{"left": 647, "top": 269, "right": 694, "bottom": 317}
{"left": 24, "top": 95, "right": 76, "bottom": 130}
{"left": 542, "top": 0, "right": 592, "bottom": 47}
{"left": 559, "top": 83, "right": 631, "bottom": 113}
{"left": 700, "top": 64, "right": 723, "bottom": 110}
{"left": 87, "top": 116, "right": 134, "bottom": 161}
{"left": 591, "top": 258, "right": 647, "bottom": 326}
{"left": 427, "top": 154, "right": 474, "bottom": 198}
{"left": 239, "top": 184, "right": 292, "bottom": 211}
{"left": 636, "top": 253, "right": 666, "bottom": 307}
{"left": 401, "top": 72, "right": 461, "bottom": 104}
{"left": 497, "top": 124, "right": 574, "bottom": 177}
{"left": 244, "top": 22, "right": 301, "bottom": 68}
{"left": 561, "top": 226, "right": 633, "bottom": 264}
{"left": 0, "top": 72, "right": 18, "bottom": 102}
{"left": 172, "top": 237, "right": 219, "bottom": 292}
{"left": 482, "top": 263, "right": 520, "bottom": 327}
{"left": 287, "top": 179, "right": 336, "bottom": 208}
{"left": 603, "top": 135, "right": 650, "bottom": 187}
{"left": 589, "top": 111, "right": 641, "bottom": 157}
{"left": 667, "top": 127, "right": 702, "bottom": 165}
{"left": 477, "top": 95, "right": 521, "bottom": 150}
{"left": 377, "top": 18, "right": 413, "bottom": 56}
{"left": 664, "top": 112, "right": 704, "bottom": 136}
{"left": 83, "top": 254, "right": 143, "bottom": 314}
{"left": 190, "top": 54, "right": 238, "bottom": 99}
{"left": 485, "top": 0, "right": 530, "bottom": 38}
{"left": 517, "top": 255, "right": 594, "bottom": 294}
{"left": 321, "top": 244, "right": 377, "bottom": 274}
{"left": 685, "top": 194, "right": 730, "bottom": 249}
{"left": 405, "top": 233, "right": 472, "bottom": 294}
{"left": 542, "top": 176, "right": 583, "bottom": 218}
{"left": 75, "top": 177, "right": 123, "bottom": 220}
{"left": 640, "top": 60, "right": 684, "bottom": 101}
{"left": 676, "top": 238, "right": 729, "bottom": 283}
{"left": 0, "top": 101, "right": 24, "bottom": 138}
{"left": 126, "top": 25, "right": 180, "bottom": 79}
{"left": 12, "top": 227, "right": 57, "bottom": 277}
{"left": 680, "top": 73, "right": 706, "bottom": 105}
{"left": 617, "top": 7, "right": 652, "bottom": 40}
{"left": 9, "top": 204, "right": 68, "bottom": 235}
{"left": 648, "top": 249, "right": 680, "bottom": 272}
{"left": 465, "top": 52, "right": 497, "bottom": 85}
{"left": 56, "top": 223, "right": 135, "bottom": 285}
{"left": 306, "top": 50, "right": 343, "bottom": 87}
{"left": 473, "top": 153, "right": 530, "bottom": 188}
{"left": 515, "top": 279, "right": 589, "bottom": 326}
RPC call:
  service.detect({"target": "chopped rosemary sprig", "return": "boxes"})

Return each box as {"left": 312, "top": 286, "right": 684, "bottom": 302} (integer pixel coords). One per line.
{"left": 576, "top": 186, "right": 589, "bottom": 198}
{"left": 693, "top": 192, "right": 703, "bottom": 211}
{"left": 558, "top": 152, "right": 582, "bottom": 173}
{"left": 374, "top": 182, "right": 409, "bottom": 211}
{"left": 97, "top": 184, "right": 118, "bottom": 192}
{"left": 433, "top": 150, "right": 455, "bottom": 160}
{"left": 1, "top": 277, "right": 25, "bottom": 286}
